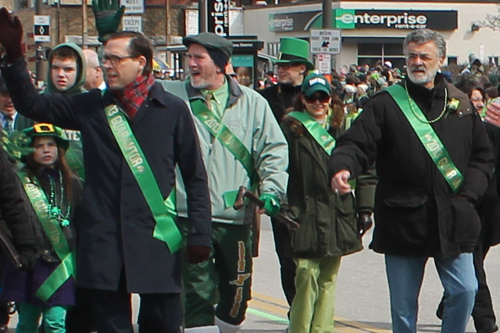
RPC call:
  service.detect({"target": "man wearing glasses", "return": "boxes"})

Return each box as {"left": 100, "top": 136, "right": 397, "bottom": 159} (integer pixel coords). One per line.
{"left": 0, "top": 12, "right": 212, "bottom": 333}
{"left": 258, "top": 37, "right": 314, "bottom": 314}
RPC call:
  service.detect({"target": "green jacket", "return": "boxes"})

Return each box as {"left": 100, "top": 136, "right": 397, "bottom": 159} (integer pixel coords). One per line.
{"left": 281, "top": 113, "right": 376, "bottom": 258}
{"left": 44, "top": 42, "right": 86, "bottom": 179}
{"left": 162, "top": 77, "right": 289, "bottom": 224}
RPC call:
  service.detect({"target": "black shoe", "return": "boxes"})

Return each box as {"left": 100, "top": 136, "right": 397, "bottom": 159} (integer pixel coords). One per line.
{"left": 0, "top": 325, "right": 8, "bottom": 332}
{"left": 477, "top": 323, "right": 499, "bottom": 333}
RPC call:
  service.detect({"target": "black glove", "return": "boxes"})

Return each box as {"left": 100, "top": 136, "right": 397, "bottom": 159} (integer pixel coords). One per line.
{"left": 18, "top": 245, "right": 36, "bottom": 272}
{"left": 184, "top": 245, "right": 211, "bottom": 265}
{"left": 0, "top": 8, "right": 24, "bottom": 63}
{"left": 357, "top": 213, "right": 373, "bottom": 237}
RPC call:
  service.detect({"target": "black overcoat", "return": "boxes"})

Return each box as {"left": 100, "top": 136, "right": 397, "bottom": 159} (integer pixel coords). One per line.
{"left": 2, "top": 59, "right": 211, "bottom": 293}
{"left": 329, "top": 75, "right": 494, "bottom": 257}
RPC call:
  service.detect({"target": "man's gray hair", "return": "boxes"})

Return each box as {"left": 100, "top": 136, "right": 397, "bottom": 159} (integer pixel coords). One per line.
{"left": 82, "top": 49, "right": 100, "bottom": 68}
{"left": 403, "top": 29, "right": 446, "bottom": 58}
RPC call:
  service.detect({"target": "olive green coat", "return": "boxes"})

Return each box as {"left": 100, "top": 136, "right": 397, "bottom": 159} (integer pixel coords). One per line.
{"left": 281, "top": 114, "right": 376, "bottom": 258}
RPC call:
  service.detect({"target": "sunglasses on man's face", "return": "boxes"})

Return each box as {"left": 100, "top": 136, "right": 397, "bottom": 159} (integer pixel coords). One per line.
{"left": 304, "top": 92, "right": 330, "bottom": 104}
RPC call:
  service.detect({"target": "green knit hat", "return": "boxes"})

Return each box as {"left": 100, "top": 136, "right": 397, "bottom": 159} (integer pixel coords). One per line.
{"left": 275, "top": 37, "right": 314, "bottom": 70}
{"left": 23, "top": 123, "right": 69, "bottom": 151}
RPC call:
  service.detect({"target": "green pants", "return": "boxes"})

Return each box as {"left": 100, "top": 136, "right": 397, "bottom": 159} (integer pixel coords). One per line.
{"left": 16, "top": 303, "right": 67, "bottom": 333}
{"left": 289, "top": 257, "right": 341, "bottom": 333}
{"left": 180, "top": 219, "right": 253, "bottom": 327}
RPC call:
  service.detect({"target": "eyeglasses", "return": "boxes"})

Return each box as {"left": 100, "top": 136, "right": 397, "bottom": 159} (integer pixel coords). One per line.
{"left": 274, "top": 63, "right": 298, "bottom": 70}
{"left": 304, "top": 92, "right": 330, "bottom": 104}
{"left": 100, "top": 54, "right": 137, "bottom": 66}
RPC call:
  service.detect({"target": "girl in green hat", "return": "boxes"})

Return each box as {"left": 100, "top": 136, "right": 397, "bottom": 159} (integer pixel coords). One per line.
{"left": 0, "top": 123, "right": 83, "bottom": 333}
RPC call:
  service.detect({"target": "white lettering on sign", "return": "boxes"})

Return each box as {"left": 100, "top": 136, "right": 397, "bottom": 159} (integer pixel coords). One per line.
{"left": 337, "top": 12, "right": 428, "bottom": 28}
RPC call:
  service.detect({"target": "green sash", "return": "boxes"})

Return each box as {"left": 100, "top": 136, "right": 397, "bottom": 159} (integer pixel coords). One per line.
{"left": 18, "top": 171, "right": 75, "bottom": 302}
{"left": 190, "top": 98, "right": 256, "bottom": 183}
{"left": 288, "top": 111, "right": 336, "bottom": 155}
{"left": 387, "top": 84, "right": 464, "bottom": 193}
{"left": 104, "top": 105, "right": 182, "bottom": 253}
{"left": 189, "top": 97, "right": 258, "bottom": 207}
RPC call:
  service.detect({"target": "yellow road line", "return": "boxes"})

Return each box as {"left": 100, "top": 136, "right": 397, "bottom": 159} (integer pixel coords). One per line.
{"left": 251, "top": 292, "right": 391, "bottom": 333}
{"left": 249, "top": 298, "right": 288, "bottom": 316}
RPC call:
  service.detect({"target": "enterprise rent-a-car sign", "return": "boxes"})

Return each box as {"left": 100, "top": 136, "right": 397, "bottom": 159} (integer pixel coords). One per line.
{"left": 335, "top": 9, "right": 457, "bottom": 30}
{"left": 269, "top": 9, "right": 457, "bottom": 32}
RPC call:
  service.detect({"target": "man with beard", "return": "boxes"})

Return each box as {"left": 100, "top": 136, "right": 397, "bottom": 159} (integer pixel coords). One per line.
{"left": 161, "top": 32, "right": 288, "bottom": 333}
{"left": 329, "top": 29, "right": 493, "bottom": 333}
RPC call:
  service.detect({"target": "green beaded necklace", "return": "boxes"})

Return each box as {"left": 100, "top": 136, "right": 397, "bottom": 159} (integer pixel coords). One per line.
{"left": 47, "top": 170, "right": 71, "bottom": 227}
{"left": 405, "top": 81, "right": 448, "bottom": 124}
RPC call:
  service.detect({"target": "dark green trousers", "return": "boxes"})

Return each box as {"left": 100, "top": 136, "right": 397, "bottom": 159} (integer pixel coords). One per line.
{"left": 179, "top": 219, "right": 252, "bottom": 327}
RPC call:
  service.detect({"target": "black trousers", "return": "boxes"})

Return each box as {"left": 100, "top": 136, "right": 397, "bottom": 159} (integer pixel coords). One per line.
{"left": 65, "top": 287, "right": 95, "bottom": 333}
{"left": 88, "top": 275, "right": 183, "bottom": 333}
{"left": 472, "top": 241, "right": 496, "bottom": 330}
{"left": 271, "top": 217, "right": 296, "bottom": 308}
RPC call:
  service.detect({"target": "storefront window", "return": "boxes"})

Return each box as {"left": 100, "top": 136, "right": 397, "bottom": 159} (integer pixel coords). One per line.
{"left": 358, "top": 43, "right": 382, "bottom": 56}
{"left": 358, "top": 42, "right": 404, "bottom": 69}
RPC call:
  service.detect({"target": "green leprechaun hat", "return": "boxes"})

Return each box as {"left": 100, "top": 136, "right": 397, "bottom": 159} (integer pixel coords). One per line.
{"left": 23, "top": 123, "right": 70, "bottom": 151}
{"left": 275, "top": 37, "right": 314, "bottom": 71}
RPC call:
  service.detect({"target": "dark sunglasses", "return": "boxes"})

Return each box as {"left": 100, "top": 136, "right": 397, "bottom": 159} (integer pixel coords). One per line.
{"left": 304, "top": 92, "right": 330, "bottom": 104}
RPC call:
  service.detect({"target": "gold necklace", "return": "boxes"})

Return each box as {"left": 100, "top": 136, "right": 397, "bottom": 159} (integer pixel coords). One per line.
{"left": 405, "top": 81, "right": 448, "bottom": 124}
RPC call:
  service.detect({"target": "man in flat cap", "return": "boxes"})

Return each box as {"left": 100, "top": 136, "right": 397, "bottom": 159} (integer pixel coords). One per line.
{"left": 162, "top": 33, "right": 289, "bottom": 333}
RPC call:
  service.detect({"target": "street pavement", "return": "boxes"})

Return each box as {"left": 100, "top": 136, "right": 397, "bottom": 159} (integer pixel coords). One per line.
{"left": 242, "top": 216, "right": 500, "bottom": 333}
{"left": 7, "top": 216, "right": 500, "bottom": 332}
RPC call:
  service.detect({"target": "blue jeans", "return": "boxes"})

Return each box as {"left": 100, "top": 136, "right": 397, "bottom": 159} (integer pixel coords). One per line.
{"left": 385, "top": 253, "right": 477, "bottom": 333}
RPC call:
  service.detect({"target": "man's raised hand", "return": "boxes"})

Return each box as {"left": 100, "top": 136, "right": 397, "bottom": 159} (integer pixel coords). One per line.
{"left": 92, "top": 0, "right": 125, "bottom": 42}
{"left": 0, "top": 8, "right": 23, "bottom": 63}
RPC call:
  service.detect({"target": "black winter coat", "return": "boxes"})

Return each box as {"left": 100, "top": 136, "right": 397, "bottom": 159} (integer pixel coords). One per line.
{"left": 0, "top": 149, "right": 38, "bottom": 254}
{"left": 2, "top": 59, "right": 211, "bottom": 293}
{"left": 259, "top": 84, "right": 302, "bottom": 122}
{"left": 477, "top": 123, "right": 500, "bottom": 247}
{"left": 19, "top": 167, "right": 83, "bottom": 260}
{"left": 329, "top": 75, "right": 494, "bottom": 257}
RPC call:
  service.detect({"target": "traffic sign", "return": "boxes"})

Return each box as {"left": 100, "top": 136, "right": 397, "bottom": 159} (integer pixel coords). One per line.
{"left": 316, "top": 53, "right": 331, "bottom": 75}
{"left": 310, "top": 29, "right": 341, "bottom": 55}
{"left": 34, "top": 15, "right": 50, "bottom": 42}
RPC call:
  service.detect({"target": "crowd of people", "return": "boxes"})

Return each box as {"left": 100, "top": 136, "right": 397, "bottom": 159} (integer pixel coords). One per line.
{"left": 0, "top": 2, "right": 498, "bottom": 333}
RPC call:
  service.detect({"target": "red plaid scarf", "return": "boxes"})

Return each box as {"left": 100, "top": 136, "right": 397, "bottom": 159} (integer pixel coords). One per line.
{"left": 113, "top": 74, "right": 155, "bottom": 118}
